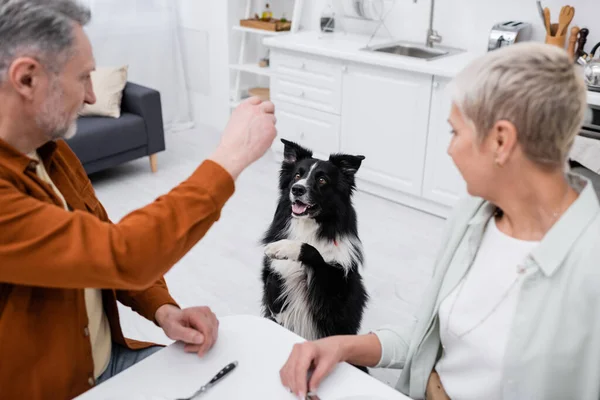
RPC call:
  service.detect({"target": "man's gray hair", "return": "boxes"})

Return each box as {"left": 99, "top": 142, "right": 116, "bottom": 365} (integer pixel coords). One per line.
{"left": 0, "top": 0, "right": 91, "bottom": 84}
{"left": 451, "top": 42, "right": 588, "bottom": 167}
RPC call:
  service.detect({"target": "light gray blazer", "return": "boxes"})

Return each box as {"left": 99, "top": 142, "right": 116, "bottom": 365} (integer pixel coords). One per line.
{"left": 373, "top": 174, "right": 600, "bottom": 400}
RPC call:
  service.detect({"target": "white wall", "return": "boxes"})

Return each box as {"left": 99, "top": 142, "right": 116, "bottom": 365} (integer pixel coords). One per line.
{"left": 302, "top": 0, "right": 600, "bottom": 54}
{"left": 177, "top": 0, "right": 230, "bottom": 131}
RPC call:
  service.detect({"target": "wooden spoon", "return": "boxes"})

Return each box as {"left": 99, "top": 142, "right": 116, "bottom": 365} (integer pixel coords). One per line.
{"left": 558, "top": 5, "right": 575, "bottom": 37}
{"left": 543, "top": 7, "right": 552, "bottom": 36}
{"left": 567, "top": 26, "right": 580, "bottom": 61}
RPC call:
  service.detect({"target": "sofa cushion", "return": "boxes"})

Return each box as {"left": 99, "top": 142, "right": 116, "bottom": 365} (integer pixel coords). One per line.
{"left": 69, "top": 113, "right": 147, "bottom": 164}
{"left": 79, "top": 65, "right": 128, "bottom": 118}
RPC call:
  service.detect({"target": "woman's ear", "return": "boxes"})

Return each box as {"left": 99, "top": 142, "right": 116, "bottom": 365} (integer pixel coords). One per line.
{"left": 490, "top": 120, "right": 518, "bottom": 167}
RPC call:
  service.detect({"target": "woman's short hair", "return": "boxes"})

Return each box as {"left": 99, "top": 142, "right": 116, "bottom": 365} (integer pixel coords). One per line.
{"left": 451, "top": 42, "right": 588, "bottom": 167}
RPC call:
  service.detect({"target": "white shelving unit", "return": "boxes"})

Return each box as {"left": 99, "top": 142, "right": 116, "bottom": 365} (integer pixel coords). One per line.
{"left": 231, "top": 25, "right": 285, "bottom": 36}
{"left": 229, "top": 0, "right": 302, "bottom": 109}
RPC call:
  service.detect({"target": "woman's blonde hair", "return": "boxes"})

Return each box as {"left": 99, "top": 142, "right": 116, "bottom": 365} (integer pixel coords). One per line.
{"left": 451, "top": 42, "right": 588, "bottom": 167}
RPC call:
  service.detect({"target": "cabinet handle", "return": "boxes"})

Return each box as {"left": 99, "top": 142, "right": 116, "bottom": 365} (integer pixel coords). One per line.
{"left": 282, "top": 88, "right": 305, "bottom": 97}
{"left": 300, "top": 132, "right": 306, "bottom": 139}
{"left": 341, "top": 65, "right": 348, "bottom": 72}
{"left": 433, "top": 81, "right": 439, "bottom": 89}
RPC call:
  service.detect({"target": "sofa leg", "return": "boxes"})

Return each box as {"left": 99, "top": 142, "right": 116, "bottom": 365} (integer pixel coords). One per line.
{"left": 149, "top": 154, "right": 158, "bottom": 173}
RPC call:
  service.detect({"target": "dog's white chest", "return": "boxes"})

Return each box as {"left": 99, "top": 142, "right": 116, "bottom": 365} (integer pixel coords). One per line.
{"left": 265, "top": 218, "right": 363, "bottom": 341}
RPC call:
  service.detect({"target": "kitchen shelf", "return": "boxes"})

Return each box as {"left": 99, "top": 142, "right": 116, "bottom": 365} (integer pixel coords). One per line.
{"left": 232, "top": 25, "right": 288, "bottom": 36}
{"left": 229, "top": 63, "right": 272, "bottom": 77}
{"left": 229, "top": 0, "right": 298, "bottom": 113}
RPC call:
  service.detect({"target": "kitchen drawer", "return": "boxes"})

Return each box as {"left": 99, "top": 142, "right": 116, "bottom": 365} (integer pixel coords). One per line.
{"left": 270, "top": 51, "right": 343, "bottom": 114}
{"left": 271, "top": 102, "right": 340, "bottom": 159}
{"left": 272, "top": 76, "right": 341, "bottom": 115}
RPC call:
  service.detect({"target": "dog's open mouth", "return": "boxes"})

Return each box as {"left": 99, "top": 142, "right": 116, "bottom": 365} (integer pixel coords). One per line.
{"left": 292, "top": 201, "right": 315, "bottom": 216}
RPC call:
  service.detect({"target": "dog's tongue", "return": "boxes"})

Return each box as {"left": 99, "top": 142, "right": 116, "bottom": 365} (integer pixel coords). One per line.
{"left": 292, "top": 202, "right": 308, "bottom": 214}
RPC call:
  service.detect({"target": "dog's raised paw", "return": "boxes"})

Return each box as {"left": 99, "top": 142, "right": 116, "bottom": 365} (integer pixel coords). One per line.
{"left": 264, "top": 239, "right": 303, "bottom": 262}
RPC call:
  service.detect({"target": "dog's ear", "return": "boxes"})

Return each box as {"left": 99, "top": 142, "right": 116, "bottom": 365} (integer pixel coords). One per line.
{"left": 281, "top": 138, "right": 312, "bottom": 164}
{"left": 329, "top": 154, "right": 365, "bottom": 176}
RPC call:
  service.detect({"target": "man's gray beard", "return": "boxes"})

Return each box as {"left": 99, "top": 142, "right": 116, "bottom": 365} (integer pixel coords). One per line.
{"left": 36, "top": 80, "right": 78, "bottom": 141}
{"left": 50, "top": 120, "right": 78, "bottom": 140}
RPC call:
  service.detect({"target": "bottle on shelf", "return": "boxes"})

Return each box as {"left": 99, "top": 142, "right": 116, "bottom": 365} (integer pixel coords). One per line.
{"left": 261, "top": 3, "right": 273, "bottom": 21}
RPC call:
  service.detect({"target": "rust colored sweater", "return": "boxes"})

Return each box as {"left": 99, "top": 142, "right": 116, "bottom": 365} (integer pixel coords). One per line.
{"left": 0, "top": 138, "right": 235, "bottom": 399}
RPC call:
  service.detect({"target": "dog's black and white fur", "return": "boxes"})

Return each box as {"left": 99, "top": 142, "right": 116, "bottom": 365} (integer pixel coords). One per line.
{"left": 261, "top": 139, "right": 369, "bottom": 343}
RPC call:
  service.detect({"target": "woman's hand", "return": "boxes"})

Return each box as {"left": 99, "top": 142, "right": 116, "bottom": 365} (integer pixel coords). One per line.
{"left": 280, "top": 333, "right": 383, "bottom": 397}
{"left": 280, "top": 336, "right": 348, "bottom": 397}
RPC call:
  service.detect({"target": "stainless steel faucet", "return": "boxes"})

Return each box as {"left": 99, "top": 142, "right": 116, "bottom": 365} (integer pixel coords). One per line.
{"left": 417, "top": 0, "right": 442, "bottom": 47}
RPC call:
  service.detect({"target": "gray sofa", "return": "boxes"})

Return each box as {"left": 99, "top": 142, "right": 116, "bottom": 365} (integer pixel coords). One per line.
{"left": 67, "top": 82, "right": 165, "bottom": 175}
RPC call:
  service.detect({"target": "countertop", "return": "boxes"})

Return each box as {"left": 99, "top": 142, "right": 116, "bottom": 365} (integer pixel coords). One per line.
{"left": 263, "top": 31, "right": 600, "bottom": 107}
{"left": 263, "top": 31, "right": 481, "bottom": 79}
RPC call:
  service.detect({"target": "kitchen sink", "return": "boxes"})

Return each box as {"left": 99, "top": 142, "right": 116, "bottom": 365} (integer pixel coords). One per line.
{"left": 363, "top": 41, "right": 463, "bottom": 61}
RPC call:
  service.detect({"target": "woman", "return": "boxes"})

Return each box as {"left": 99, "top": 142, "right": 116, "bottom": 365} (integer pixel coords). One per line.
{"left": 279, "top": 42, "right": 599, "bottom": 400}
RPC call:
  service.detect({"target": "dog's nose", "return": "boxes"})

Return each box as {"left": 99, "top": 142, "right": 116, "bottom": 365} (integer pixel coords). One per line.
{"left": 291, "top": 185, "right": 306, "bottom": 197}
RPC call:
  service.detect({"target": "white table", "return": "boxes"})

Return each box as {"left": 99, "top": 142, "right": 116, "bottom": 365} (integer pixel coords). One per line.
{"left": 75, "top": 315, "right": 410, "bottom": 400}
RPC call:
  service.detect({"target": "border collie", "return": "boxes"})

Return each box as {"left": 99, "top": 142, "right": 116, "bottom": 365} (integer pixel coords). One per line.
{"left": 261, "top": 139, "right": 369, "bottom": 343}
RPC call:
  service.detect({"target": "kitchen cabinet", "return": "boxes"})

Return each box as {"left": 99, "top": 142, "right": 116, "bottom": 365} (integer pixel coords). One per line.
{"left": 270, "top": 51, "right": 343, "bottom": 115}
{"left": 422, "top": 77, "right": 467, "bottom": 207}
{"left": 268, "top": 48, "right": 466, "bottom": 218}
{"left": 340, "top": 64, "right": 432, "bottom": 197}
{"left": 270, "top": 101, "right": 340, "bottom": 160}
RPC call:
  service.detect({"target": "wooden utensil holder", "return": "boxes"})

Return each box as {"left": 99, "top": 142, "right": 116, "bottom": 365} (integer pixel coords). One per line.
{"left": 545, "top": 23, "right": 566, "bottom": 48}
{"left": 546, "top": 33, "right": 566, "bottom": 48}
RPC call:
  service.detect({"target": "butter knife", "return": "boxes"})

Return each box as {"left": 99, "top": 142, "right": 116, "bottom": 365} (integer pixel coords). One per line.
{"left": 176, "top": 361, "right": 238, "bottom": 399}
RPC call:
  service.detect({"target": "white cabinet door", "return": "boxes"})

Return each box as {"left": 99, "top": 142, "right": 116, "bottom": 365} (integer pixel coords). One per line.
{"left": 340, "top": 64, "right": 432, "bottom": 196}
{"left": 422, "top": 77, "right": 466, "bottom": 207}
{"left": 271, "top": 101, "right": 341, "bottom": 160}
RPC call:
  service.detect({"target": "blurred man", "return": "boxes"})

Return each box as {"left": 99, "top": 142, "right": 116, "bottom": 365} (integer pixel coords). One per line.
{"left": 0, "top": 1, "right": 277, "bottom": 398}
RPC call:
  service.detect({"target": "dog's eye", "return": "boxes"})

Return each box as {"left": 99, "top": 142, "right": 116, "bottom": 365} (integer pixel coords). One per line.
{"left": 318, "top": 177, "right": 327, "bottom": 186}
{"left": 294, "top": 173, "right": 301, "bottom": 181}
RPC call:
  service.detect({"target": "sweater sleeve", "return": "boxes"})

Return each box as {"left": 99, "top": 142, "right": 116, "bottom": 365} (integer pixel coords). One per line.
{"left": 116, "top": 277, "right": 179, "bottom": 325}
{"left": 0, "top": 160, "right": 234, "bottom": 290}
{"left": 371, "top": 323, "right": 415, "bottom": 369}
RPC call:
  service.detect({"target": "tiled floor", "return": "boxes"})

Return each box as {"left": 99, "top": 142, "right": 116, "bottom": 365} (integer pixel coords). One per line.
{"left": 91, "top": 124, "right": 446, "bottom": 387}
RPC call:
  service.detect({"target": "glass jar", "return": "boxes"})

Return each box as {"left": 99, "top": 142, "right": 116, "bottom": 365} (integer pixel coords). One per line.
{"left": 320, "top": 4, "right": 335, "bottom": 33}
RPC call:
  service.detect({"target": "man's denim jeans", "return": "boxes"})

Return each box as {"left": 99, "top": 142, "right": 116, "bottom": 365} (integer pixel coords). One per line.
{"left": 96, "top": 343, "right": 162, "bottom": 385}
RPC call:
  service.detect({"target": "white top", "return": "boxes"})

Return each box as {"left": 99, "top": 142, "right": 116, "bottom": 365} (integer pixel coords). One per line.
{"left": 436, "top": 217, "right": 539, "bottom": 400}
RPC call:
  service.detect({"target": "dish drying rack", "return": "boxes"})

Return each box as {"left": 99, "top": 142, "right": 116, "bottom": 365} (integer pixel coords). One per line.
{"left": 320, "top": 0, "right": 399, "bottom": 47}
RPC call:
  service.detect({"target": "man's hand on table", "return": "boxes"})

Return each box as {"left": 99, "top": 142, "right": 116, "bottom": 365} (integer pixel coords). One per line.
{"left": 155, "top": 304, "right": 219, "bottom": 356}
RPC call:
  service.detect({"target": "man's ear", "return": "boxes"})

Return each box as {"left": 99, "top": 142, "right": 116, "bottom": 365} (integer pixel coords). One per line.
{"left": 329, "top": 154, "right": 365, "bottom": 176}
{"left": 281, "top": 138, "right": 312, "bottom": 164}
{"left": 7, "top": 57, "right": 43, "bottom": 100}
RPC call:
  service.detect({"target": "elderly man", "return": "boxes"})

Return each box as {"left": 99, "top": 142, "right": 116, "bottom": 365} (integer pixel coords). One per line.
{"left": 0, "top": 0, "right": 276, "bottom": 399}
